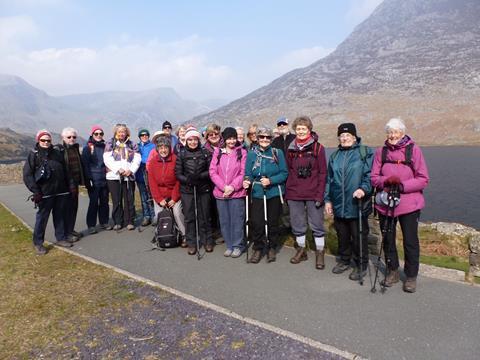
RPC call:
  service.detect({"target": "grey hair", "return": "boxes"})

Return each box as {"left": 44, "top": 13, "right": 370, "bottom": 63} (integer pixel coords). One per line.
{"left": 256, "top": 125, "right": 273, "bottom": 137}
{"left": 385, "top": 118, "right": 406, "bottom": 133}
{"left": 61, "top": 127, "right": 78, "bottom": 137}
{"left": 235, "top": 126, "right": 244, "bottom": 133}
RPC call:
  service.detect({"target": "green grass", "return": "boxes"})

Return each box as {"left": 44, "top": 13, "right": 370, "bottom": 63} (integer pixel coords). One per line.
{"left": 0, "top": 203, "right": 142, "bottom": 358}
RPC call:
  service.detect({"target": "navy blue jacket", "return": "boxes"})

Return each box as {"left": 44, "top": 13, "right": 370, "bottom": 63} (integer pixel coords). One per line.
{"left": 82, "top": 137, "right": 107, "bottom": 187}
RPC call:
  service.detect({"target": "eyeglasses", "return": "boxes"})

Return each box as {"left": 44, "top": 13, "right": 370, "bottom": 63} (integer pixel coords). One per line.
{"left": 247, "top": 132, "right": 256, "bottom": 136}
{"left": 277, "top": 123, "right": 288, "bottom": 127}
{"left": 258, "top": 135, "right": 272, "bottom": 140}
{"left": 66, "top": 136, "right": 77, "bottom": 139}
{"left": 39, "top": 139, "right": 51, "bottom": 143}
{"left": 93, "top": 132, "right": 104, "bottom": 136}
{"left": 208, "top": 132, "right": 219, "bottom": 137}
{"left": 140, "top": 133, "right": 149, "bottom": 137}
{"left": 163, "top": 126, "right": 172, "bottom": 130}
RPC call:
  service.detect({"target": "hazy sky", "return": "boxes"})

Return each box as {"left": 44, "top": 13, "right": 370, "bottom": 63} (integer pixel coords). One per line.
{"left": 0, "top": 0, "right": 382, "bottom": 101}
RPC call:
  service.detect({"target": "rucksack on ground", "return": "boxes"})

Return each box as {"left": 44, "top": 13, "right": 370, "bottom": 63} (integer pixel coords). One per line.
{"left": 152, "top": 208, "right": 180, "bottom": 248}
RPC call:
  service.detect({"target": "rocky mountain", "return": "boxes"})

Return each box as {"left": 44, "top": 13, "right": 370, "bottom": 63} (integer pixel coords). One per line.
{"left": 0, "top": 128, "right": 36, "bottom": 162}
{"left": 193, "top": 0, "right": 480, "bottom": 146}
{"left": 0, "top": 74, "right": 214, "bottom": 137}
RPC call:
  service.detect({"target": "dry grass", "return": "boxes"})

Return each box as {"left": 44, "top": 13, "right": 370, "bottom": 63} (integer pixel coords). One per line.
{"left": 0, "top": 204, "right": 139, "bottom": 358}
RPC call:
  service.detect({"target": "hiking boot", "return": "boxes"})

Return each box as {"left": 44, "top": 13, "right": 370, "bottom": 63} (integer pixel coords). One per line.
{"left": 66, "top": 235, "right": 80, "bottom": 243}
{"left": 231, "top": 248, "right": 242, "bottom": 258}
{"left": 141, "top": 218, "right": 151, "bottom": 226}
{"left": 34, "top": 244, "right": 47, "bottom": 255}
{"left": 88, "top": 227, "right": 98, "bottom": 235}
{"left": 180, "top": 237, "right": 188, "bottom": 248}
{"left": 349, "top": 267, "right": 367, "bottom": 281}
{"left": 55, "top": 240, "right": 73, "bottom": 248}
{"left": 403, "top": 277, "right": 417, "bottom": 293}
{"left": 71, "top": 230, "right": 83, "bottom": 239}
{"left": 267, "top": 248, "right": 276, "bottom": 263}
{"left": 290, "top": 247, "right": 307, "bottom": 264}
{"left": 249, "top": 250, "right": 262, "bottom": 264}
{"left": 113, "top": 224, "right": 122, "bottom": 231}
{"left": 332, "top": 262, "right": 350, "bottom": 274}
{"left": 381, "top": 269, "right": 400, "bottom": 287}
{"left": 101, "top": 224, "right": 112, "bottom": 231}
{"left": 315, "top": 249, "right": 325, "bottom": 270}
{"left": 224, "top": 249, "right": 233, "bottom": 257}
{"left": 205, "top": 243, "right": 214, "bottom": 253}
{"left": 126, "top": 224, "right": 135, "bottom": 231}
{"left": 187, "top": 246, "right": 197, "bottom": 255}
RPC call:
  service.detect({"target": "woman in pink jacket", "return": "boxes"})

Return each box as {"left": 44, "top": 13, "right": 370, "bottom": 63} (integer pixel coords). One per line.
{"left": 371, "top": 118, "right": 429, "bottom": 293}
{"left": 209, "top": 127, "right": 247, "bottom": 258}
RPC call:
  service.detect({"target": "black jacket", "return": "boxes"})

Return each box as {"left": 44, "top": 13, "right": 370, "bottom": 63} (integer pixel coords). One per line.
{"left": 175, "top": 145, "right": 211, "bottom": 194}
{"left": 272, "top": 133, "right": 295, "bottom": 156}
{"left": 23, "top": 144, "right": 70, "bottom": 196}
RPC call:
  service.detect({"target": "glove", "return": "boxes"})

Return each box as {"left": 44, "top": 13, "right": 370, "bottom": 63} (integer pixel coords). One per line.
{"left": 315, "top": 201, "right": 323, "bottom": 209}
{"left": 32, "top": 193, "right": 43, "bottom": 204}
{"left": 187, "top": 174, "right": 199, "bottom": 185}
{"left": 384, "top": 176, "right": 401, "bottom": 186}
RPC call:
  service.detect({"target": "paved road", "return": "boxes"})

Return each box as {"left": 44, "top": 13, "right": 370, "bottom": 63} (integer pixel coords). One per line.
{"left": 2, "top": 184, "right": 479, "bottom": 360}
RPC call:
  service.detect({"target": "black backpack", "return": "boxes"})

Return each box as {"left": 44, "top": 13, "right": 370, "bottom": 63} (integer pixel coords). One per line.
{"left": 152, "top": 208, "right": 180, "bottom": 248}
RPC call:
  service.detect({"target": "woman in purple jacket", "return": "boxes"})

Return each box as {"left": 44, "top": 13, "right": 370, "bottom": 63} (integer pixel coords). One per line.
{"left": 209, "top": 127, "right": 247, "bottom": 258}
{"left": 286, "top": 116, "right": 328, "bottom": 269}
{"left": 371, "top": 118, "right": 429, "bottom": 293}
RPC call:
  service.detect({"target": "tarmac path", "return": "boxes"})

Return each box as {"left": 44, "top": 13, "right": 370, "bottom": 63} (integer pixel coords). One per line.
{"left": 1, "top": 184, "right": 479, "bottom": 360}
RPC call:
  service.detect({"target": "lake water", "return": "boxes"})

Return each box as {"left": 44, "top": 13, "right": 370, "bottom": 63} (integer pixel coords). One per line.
{"left": 327, "top": 146, "right": 480, "bottom": 230}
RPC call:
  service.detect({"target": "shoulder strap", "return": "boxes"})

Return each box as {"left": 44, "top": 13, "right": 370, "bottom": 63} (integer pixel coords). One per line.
{"left": 381, "top": 146, "right": 388, "bottom": 165}
{"left": 404, "top": 143, "right": 414, "bottom": 164}
{"left": 272, "top": 147, "right": 279, "bottom": 164}
{"left": 359, "top": 145, "right": 367, "bottom": 161}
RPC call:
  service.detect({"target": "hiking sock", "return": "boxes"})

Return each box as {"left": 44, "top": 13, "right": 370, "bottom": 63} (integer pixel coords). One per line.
{"left": 296, "top": 235, "right": 306, "bottom": 248}
{"left": 315, "top": 236, "right": 325, "bottom": 251}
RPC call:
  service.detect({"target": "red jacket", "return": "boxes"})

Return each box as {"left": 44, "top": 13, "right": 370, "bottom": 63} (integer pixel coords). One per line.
{"left": 146, "top": 151, "right": 180, "bottom": 203}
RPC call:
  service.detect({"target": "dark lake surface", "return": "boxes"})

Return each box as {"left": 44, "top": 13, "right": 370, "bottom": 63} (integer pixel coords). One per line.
{"left": 327, "top": 146, "right": 480, "bottom": 230}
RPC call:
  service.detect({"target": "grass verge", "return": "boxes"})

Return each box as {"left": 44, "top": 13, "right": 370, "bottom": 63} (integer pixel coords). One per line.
{"left": 0, "top": 203, "right": 140, "bottom": 358}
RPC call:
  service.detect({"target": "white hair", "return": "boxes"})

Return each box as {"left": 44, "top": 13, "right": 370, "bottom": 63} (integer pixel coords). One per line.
{"left": 61, "top": 127, "right": 78, "bottom": 137}
{"left": 235, "top": 126, "right": 244, "bottom": 133}
{"left": 385, "top": 118, "right": 406, "bottom": 133}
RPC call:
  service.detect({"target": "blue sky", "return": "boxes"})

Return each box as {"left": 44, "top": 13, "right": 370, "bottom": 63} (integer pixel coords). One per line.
{"left": 0, "top": 0, "right": 382, "bottom": 101}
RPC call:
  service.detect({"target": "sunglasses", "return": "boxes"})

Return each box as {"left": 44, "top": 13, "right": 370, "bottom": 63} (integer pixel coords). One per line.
{"left": 39, "top": 139, "right": 51, "bottom": 143}
{"left": 163, "top": 126, "right": 172, "bottom": 130}
{"left": 93, "top": 132, "right": 104, "bottom": 136}
{"left": 66, "top": 136, "right": 77, "bottom": 139}
{"left": 208, "top": 132, "right": 219, "bottom": 137}
{"left": 258, "top": 135, "right": 272, "bottom": 140}
{"left": 140, "top": 133, "right": 149, "bottom": 137}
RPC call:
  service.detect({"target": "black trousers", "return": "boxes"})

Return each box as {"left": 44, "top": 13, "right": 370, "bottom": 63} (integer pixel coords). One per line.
{"left": 182, "top": 191, "right": 213, "bottom": 248}
{"left": 379, "top": 210, "right": 420, "bottom": 278}
{"left": 33, "top": 194, "right": 67, "bottom": 246}
{"left": 86, "top": 185, "right": 110, "bottom": 227}
{"left": 250, "top": 196, "right": 282, "bottom": 251}
{"left": 64, "top": 186, "right": 78, "bottom": 237}
{"left": 334, "top": 217, "right": 369, "bottom": 269}
{"left": 107, "top": 180, "right": 136, "bottom": 226}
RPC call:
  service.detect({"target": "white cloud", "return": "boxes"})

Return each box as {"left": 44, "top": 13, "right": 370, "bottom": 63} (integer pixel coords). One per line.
{"left": 272, "top": 46, "right": 334, "bottom": 75}
{"left": 0, "top": 15, "right": 38, "bottom": 50}
{"left": 346, "top": 0, "right": 383, "bottom": 26}
{"left": 0, "top": 32, "right": 235, "bottom": 100}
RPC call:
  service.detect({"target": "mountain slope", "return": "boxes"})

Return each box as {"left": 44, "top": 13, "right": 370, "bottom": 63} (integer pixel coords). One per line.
{"left": 193, "top": 0, "right": 480, "bottom": 146}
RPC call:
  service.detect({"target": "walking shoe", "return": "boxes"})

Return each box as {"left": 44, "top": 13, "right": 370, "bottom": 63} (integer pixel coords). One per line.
{"left": 290, "top": 247, "right": 308, "bottom": 264}
{"left": 88, "top": 227, "right": 98, "bottom": 235}
{"left": 34, "top": 245, "right": 47, "bottom": 255}
{"left": 403, "top": 277, "right": 417, "bottom": 293}
{"left": 55, "top": 240, "right": 73, "bottom": 248}
{"left": 141, "top": 218, "right": 151, "bottom": 226}
{"left": 231, "top": 248, "right": 242, "bottom": 258}
{"left": 224, "top": 249, "right": 233, "bottom": 257}
{"left": 267, "top": 248, "right": 276, "bottom": 263}
{"left": 101, "top": 224, "right": 113, "bottom": 231}
{"left": 71, "top": 230, "right": 83, "bottom": 239}
{"left": 332, "top": 262, "right": 350, "bottom": 274}
{"left": 113, "top": 224, "right": 122, "bottom": 231}
{"left": 349, "top": 267, "right": 367, "bottom": 281}
{"left": 249, "top": 250, "right": 262, "bottom": 264}
{"left": 380, "top": 269, "right": 400, "bottom": 287}
{"left": 188, "top": 246, "right": 197, "bottom": 255}
{"left": 205, "top": 243, "right": 214, "bottom": 253}
{"left": 180, "top": 238, "right": 188, "bottom": 248}
{"left": 315, "top": 249, "right": 325, "bottom": 270}
{"left": 126, "top": 224, "right": 135, "bottom": 231}
{"left": 67, "top": 235, "right": 80, "bottom": 243}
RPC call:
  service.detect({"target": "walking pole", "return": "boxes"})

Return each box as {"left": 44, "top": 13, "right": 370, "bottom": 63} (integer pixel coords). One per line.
{"left": 358, "top": 198, "right": 364, "bottom": 286}
{"left": 193, "top": 185, "right": 201, "bottom": 261}
{"left": 263, "top": 187, "right": 269, "bottom": 262}
{"left": 245, "top": 192, "right": 250, "bottom": 263}
{"left": 116, "top": 175, "right": 124, "bottom": 233}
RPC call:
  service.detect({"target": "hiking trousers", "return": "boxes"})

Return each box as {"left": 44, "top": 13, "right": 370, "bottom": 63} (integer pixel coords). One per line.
{"left": 33, "top": 194, "right": 68, "bottom": 246}
{"left": 86, "top": 184, "right": 110, "bottom": 228}
{"left": 216, "top": 198, "right": 245, "bottom": 251}
{"left": 107, "top": 180, "right": 136, "bottom": 226}
{"left": 250, "top": 196, "right": 282, "bottom": 251}
{"left": 181, "top": 191, "right": 213, "bottom": 248}
{"left": 334, "top": 216, "right": 370, "bottom": 269}
{"left": 64, "top": 185, "right": 78, "bottom": 237}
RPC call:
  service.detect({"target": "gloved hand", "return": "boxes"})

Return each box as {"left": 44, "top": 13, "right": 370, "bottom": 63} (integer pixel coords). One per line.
{"left": 32, "top": 193, "right": 43, "bottom": 204}
{"left": 187, "top": 173, "right": 200, "bottom": 185}
{"left": 315, "top": 201, "right": 324, "bottom": 209}
{"left": 384, "top": 176, "right": 401, "bottom": 186}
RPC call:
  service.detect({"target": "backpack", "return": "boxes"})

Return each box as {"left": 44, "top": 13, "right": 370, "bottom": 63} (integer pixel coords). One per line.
{"left": 330, "top": 144, "right": 368, "bottom": 163}
{"left": 381, "top": 143, "right": 414, "bottom": 172}
{"left": 152, "top": 208, "right": 180, "bottom": 248}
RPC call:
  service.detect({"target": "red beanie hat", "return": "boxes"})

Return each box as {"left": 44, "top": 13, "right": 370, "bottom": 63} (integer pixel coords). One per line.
{"left": 36, "top": 129, "right": 52, "bottom": 142}
{"left": 91, "top": 125, "right": 103, "bottom": 135}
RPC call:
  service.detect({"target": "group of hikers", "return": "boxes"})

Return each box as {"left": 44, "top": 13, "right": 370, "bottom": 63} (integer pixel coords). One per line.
{"left": 23, "top": 115, "right": 429, "bottom": 293}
